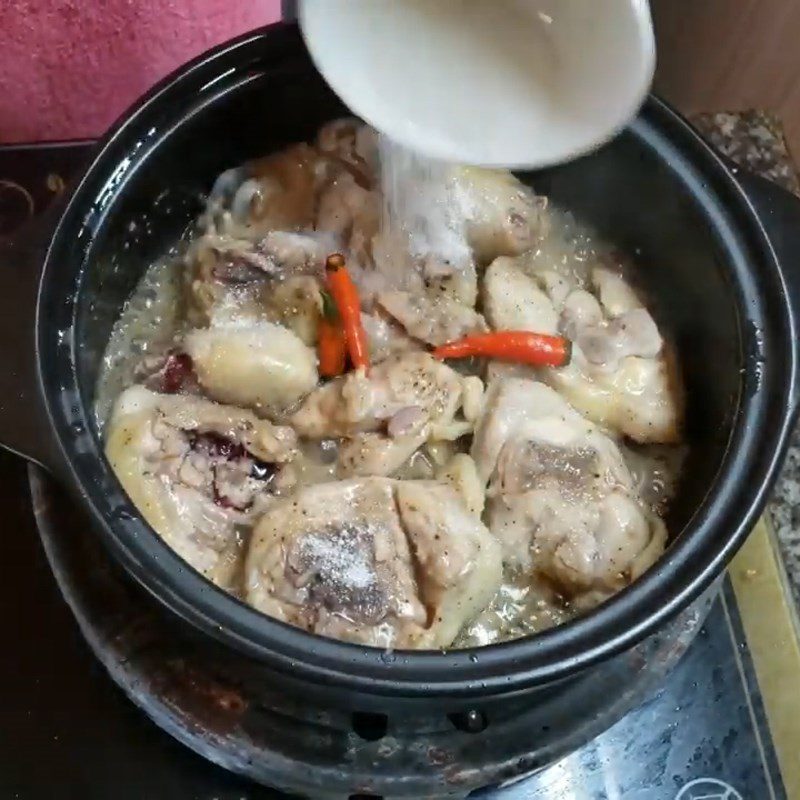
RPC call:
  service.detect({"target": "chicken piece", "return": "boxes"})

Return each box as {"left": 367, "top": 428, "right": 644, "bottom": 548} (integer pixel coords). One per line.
{"left": 262, "top": 275, "right": 323, "bottom": 347}
{"left": 184, "top": 319, "right": 318, "bottom": 418}
{"left": 574, "top": 307, "right": 663, "bottom": 368}
{"left": 559, "top": 288, "right": 603, "bottom": 337}
{"left": 452, "top": 167, "right": 549, "bottom": 264}
{"left": 245, "top": 478, "right": 424, "bottom": 646}
{"left": 482, "top": 256, "right": 559, "bottom": 334}
{"left": 105, "top": 387, "right": 297, "bottom": 590}
{"left": 316, "top": 170, "right": 380, "bottom": 254}
{"left": 394, "top": 481, "right": 502, "bottom": 646}
{"left": 251, "top": 230, "right": 337, "bottom": 278}
{"left": 436, "top": 453, "right": 485, "bottom": 518}
{"left": 291, "top": 352, "right": 482, "bottom": 440}
{"left": 357, "top": 228, "right": 428, "bottom": 304}
{"left": 314, "top": 120, "right": 381, "bottom": 267}
{"left": 183, "top": 234, "right": 260, "bottom": 327}
{"left": 207, "top": 144, "right": 330, "bottom": 237}
{"left": 336, "top": 403, "right": 431, "bottom": 479}
{"left": 244, "top": 477, "right": 501, "bottom": 648}
{"left": 128, "top": 388, "right": 298, "bottom": 461}
{"left": 426, "top": 258, "right": 479, "bottom": 307}
{"left": 544, "top": 354, "right": 679, "bottom": 444}
{"left": 361, "top": 310, "right": 422, "bottom": 363}
{"left": 377, "top": 289, "right": 487, "bottom": 347}
{"left": 535, "top": 269, "right": 573, "bottom": 310}
{"left": 316, "top": 118, "right": 379, "bottom": 183}
{"left": 481, "top": 254, "right": 680, "bottom": 443}
{"left": 363, "top": 151, "right": 482, "bottom": 308}
{"left": 550, "top": 270, "right": 677, "bottom": 442}
{"left": 355, "top": 231, "right": 480, "bottom": 326}
{"left": 471, "top": 379, "right": 664, "bottom": 603}
{"left": 183, "top": 230, "right": 336, "bottom": 326}
{"left": 319, "top": 176, "right": 382, "bottom": 271}
{"left": 471, "top": 378, "right": 628, "bottom": 485}
{"left": 135, "top": 351, "right": 202, "bottom": 397}
{"left": 592, "top": 266, "right": 641, "bottom": 317}
{"left": 484, "top": 360, "right": 538, "bottom": 387}
{"left": 337, "top": 429, "right": 429, "bottom": 478}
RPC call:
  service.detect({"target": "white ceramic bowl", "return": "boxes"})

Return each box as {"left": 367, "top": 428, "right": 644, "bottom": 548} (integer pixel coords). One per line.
{"left": 300, "top": 0, "right": 656, "bottom": 169}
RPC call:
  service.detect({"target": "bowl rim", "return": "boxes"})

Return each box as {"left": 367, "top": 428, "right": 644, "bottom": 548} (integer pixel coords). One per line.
{"left": 37, "top": 22, "right": 800, "bottom": 698}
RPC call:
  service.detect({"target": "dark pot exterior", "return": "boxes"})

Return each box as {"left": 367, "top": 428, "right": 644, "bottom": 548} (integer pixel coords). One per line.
{"left": 1, "top": 22, "right": 799, "bottom": 726}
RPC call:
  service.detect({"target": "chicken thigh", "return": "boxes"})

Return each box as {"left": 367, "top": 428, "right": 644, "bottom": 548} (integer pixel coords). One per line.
{"left": 105, "top": 386, "right": 298, "bottom": 590}
{"left": 452, "top": 167, "right": 550, "bottom": 264}
{"left": 394, "top": 480, "right": 502, "bottom": 646}
{"left": 184, "top": 318, "right": 318, "bottom": 418}
{"left": 205, "top": 144, "right": 331, "bottom": 238}
{"left": 376, "top": 289, "right": 487, "bottom": 347}
{"left": 315, "top": 170, "right": 381, "bottom": 266}
{"left": 292, "top": 352, "right": 483, "bottom": 477}
{"left": 361, "top": 310, "right": 423, "bottom": 363}
{"left": 315, "top": 118, "right": 379, "bottom": 184}
{"left": 291, "top": 352, "right": 482, "bottom": 440}
{"left": 183, "top": 229, "right": 335, "bottom": 327}
{"left": 472, "top": 379, "right": 665, "bottom": 605}
{"left": 482, "top": 253, "right": 681, "bottom": 443}
{"left": 482, "top": 256, "right": 559, "bottom": 334}
{"left": 244, "top": 477, "right": 501, "bottom": 648}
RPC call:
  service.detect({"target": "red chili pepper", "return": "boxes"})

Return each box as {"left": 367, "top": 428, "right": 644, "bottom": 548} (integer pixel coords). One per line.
{"left": 325, "top": 253, "right": 370, "bottom": 371}
{"left": 433, "top": 331, "right": 572, "bottom": 368}
{"left": 317, "top": 289, "right": 347, "bottom": 377}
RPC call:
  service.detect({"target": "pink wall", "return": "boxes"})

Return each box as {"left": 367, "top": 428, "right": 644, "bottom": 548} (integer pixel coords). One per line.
{"left": 0, "top": 1, "right": 282, "bottom": 144}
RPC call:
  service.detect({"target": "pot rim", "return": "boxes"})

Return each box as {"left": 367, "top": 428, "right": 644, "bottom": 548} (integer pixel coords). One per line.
{"left": 37, "top": 23, "right": 799, "bottom": 698}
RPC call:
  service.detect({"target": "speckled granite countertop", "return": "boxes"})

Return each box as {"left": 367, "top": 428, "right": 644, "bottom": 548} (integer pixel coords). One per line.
{"left": 692, "top": 111, "right": 800, "bottom": 607}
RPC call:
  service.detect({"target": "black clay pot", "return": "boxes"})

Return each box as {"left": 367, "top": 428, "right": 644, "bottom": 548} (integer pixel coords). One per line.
{"left": 2, "top": 22, "right": 800, "bottom": 796}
